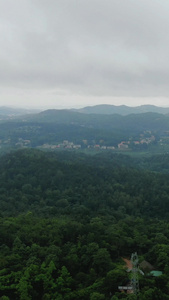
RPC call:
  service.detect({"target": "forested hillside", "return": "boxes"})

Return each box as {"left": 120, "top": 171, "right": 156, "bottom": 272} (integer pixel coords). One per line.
{"left": 24, "top": 110, "right": 169, "bottom": 133}
{"left": 1, "top": 109, "right": 169, "bottom": 153}
{"left": 1, "top": 149, "right": 169, "bottom": 299}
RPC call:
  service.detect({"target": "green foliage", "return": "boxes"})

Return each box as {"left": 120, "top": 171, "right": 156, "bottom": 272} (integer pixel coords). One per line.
{"left": 1, "top": 149, "right": 169, "bottom": 298}
{"left": 90, "top": 292, "right": 105, "bottom": 299}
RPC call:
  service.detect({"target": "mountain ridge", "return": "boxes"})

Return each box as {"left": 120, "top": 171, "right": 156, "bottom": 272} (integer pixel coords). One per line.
{"left": 75, "top": 104, "right": 169, "bottom": 115}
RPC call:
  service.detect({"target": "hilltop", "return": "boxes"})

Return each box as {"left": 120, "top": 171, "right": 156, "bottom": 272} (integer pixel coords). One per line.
{"left": 75, "top": 104, "right": 169, "bottom": 115}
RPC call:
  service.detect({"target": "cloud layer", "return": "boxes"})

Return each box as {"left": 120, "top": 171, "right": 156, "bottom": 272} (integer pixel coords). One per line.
{"left": 1, "top": 0, "right": 169, "bottom": 107}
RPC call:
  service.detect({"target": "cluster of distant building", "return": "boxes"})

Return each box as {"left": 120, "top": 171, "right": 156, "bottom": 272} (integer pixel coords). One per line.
{"left": 118, "top": 134, "right": 155, "bottom": 149}
{"left": 40, "top": 140, "right": 124, "bottom": 151}
{"left": 13, "top": 131, "right": 156, "bottom": 151}
{"left": 41, "top": 140, "right": 82, "bottom": 150}
{"left": 87, "top": 145, "right": 115, "bottom": 150}
{"left": 132, "top": 134, "right": 155, "bottom": 145}
{"left": 15, "top": 138, "right": 31, "bottom": 147}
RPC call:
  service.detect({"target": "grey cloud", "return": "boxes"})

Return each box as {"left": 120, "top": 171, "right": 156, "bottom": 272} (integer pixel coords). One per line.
{"left": 1, "top": 0, "right": 169, "bottom": 106}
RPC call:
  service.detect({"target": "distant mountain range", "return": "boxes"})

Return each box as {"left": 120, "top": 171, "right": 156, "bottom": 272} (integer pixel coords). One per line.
{"left": 0, "top": 104, "right": 169, "bottom": 118}
{"left": 75, "top": 104, "right": 169, "bottom": 115}
{"left": 2, "top": 105, "right": 169, "bottom": 135}
{"left": 0, "top": 106, "right": 40, "bottom": 120}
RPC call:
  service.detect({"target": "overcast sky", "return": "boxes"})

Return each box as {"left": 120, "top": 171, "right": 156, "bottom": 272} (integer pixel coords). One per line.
{"left": 1, "top": 0, "right": 169, "bottom": 108}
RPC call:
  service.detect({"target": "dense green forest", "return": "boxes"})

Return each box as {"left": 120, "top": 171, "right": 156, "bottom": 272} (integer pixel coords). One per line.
{"left": 1, "top": 149, "right": 169, "bottom": 299}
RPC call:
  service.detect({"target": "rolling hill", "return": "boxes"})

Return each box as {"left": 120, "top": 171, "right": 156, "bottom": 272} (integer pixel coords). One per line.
{"left": 76, "top": 104, "right": 169, "bottom": 115}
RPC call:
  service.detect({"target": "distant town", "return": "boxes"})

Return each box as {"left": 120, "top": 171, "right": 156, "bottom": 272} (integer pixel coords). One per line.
{"left": 37, "top": 131, "right": 156, "bottom": 151}
{"left": 2, "top": 129, "right": 169, "bottom": 154}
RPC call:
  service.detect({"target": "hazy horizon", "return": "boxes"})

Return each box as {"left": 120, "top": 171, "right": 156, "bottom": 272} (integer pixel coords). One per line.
{"left": 1, "top": 102, "right": 169, "bottom": 111}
